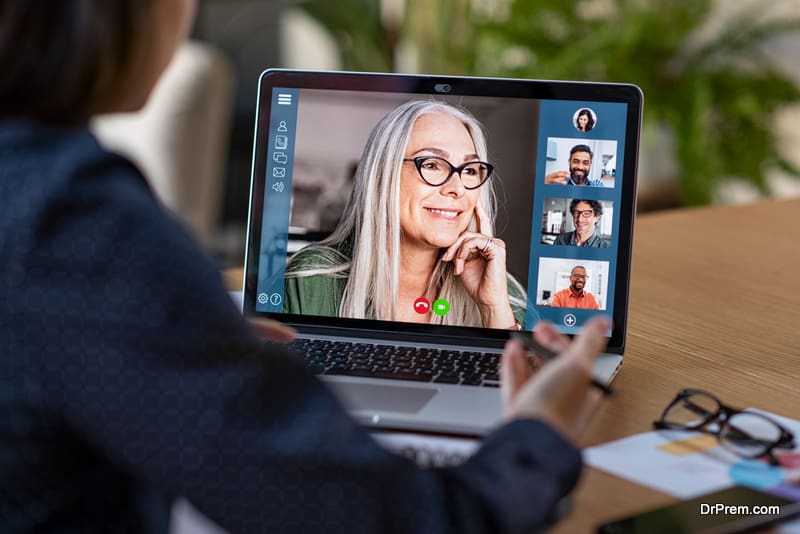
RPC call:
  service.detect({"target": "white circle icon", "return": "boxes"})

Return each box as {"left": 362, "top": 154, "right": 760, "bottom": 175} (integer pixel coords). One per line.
{"left": 269, "top": 293, "right": 282, "bottom": 306}
{"left": 563, "top": 314, "right": 577, "bottom": 327}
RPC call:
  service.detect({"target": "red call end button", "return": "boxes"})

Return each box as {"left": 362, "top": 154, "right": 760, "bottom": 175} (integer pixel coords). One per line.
{"left": 413, "top": 297, "right": 430, "bottom": 314}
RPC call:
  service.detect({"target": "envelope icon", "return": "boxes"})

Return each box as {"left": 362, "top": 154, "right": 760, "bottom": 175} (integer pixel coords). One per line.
{"left": 273, "top": 167, "right": 286, "bottom": 178}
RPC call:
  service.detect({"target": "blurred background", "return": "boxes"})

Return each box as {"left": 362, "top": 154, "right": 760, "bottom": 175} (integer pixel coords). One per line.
{"left": 93, "top": 0, "right": 800, "bottom": 267}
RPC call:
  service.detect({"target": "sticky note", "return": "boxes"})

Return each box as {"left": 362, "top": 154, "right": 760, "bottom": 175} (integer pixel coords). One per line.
{"left": 658, "top": 435, "right": 719, "bottom": 456}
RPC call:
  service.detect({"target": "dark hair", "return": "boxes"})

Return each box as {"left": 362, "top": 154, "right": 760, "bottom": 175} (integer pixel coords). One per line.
{"left": 569, "top": 144, "right": 593, "bottom": 159}
{"left": 570, "top": 198, "right": 603, "bottom": 216}
{"left": 0, "top": 1, "right": 150, "bottom": 124}
{"left": 576, "top": 108, "right": 595, "bottom": 131}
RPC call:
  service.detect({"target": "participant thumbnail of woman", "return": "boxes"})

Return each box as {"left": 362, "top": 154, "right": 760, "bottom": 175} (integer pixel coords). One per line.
{"left": 283, "top": 100, "right": 528, "bottom": 329}
{"left": 536, "top": 258, "right": 609, "bottom": 310}
{"left": 545, "top": 198, "right": 611, "bottom": 248}
{"left": 574, "top": 108, "right": 596, "bottom": 132}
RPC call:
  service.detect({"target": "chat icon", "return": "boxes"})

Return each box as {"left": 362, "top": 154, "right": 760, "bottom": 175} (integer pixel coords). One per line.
{"left": 273, "top": 152, "right": 287, "bottom": 164}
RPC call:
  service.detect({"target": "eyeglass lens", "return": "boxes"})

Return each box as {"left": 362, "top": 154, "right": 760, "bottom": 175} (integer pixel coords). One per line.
{"left": 661, "top": 391, "right": 719, "bottom": 427}
{"left": 416, "top": 156, "right": 490, "bottom": 189}
{"left": 720, "top": 412, "right": 783, "bottom": 457}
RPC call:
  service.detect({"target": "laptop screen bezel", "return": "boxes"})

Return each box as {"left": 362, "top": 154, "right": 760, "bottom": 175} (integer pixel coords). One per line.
{"left": 243, "top": 69, "right": 642, "bottom": 353}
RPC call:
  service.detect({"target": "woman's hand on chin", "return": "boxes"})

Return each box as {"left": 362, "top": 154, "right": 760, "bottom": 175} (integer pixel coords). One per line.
{"left": 441, "top": 203, "right": 515, "bottom": 328}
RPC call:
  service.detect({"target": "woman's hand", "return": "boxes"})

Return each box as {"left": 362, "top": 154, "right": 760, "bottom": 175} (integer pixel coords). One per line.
{"left": 249, "top": 318, "right": 296, "bottom": 344}
{"left": 501, "top": 316, "right": 611, "bottom": 443}
{"left": 441, "top": 202, "right": 515, "bottom": 328}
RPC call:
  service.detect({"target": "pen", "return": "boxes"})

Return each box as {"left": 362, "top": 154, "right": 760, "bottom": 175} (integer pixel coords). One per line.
{"left": 510, "top": 332, "right": 614, "bottom": 396}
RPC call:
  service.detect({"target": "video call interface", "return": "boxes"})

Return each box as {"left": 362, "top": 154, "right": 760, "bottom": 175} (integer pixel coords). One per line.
{"left": 254, "top": 87, "right": 628, "bottom": 334}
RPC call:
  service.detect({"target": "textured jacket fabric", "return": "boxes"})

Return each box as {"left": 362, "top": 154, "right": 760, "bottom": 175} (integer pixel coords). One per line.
{"left": 0, "top": 120, "right": 582, "bottom": 533}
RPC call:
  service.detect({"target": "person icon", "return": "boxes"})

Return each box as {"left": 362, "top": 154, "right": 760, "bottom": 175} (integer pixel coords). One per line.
{"left": 277, "top": 120, "right": 288, "bottom": 132}
{"left": 573, "top": 108, "right": 596, "bottom": 132}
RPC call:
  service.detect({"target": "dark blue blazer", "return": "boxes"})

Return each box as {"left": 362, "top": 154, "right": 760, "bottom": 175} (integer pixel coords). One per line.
{"left": 0, "top": 120, "right": 581, "bottom": 533}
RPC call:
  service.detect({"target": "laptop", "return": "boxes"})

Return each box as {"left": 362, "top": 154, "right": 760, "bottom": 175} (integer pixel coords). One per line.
{"left": 243, "top": 69, "right": 642, "bottom": 435}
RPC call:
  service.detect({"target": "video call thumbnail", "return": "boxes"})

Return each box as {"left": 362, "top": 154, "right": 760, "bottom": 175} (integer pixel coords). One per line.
{"left": 536, "top": 257, "right": 610, "bottom": 311}
{"left": 540, "top": 197, "right": 614, "bottom": 248}
{"left": 572, "top": 107, "right": 597, "bottom": 132}
{"left": 544, "top": 137, "right": 617, "bottom": 188}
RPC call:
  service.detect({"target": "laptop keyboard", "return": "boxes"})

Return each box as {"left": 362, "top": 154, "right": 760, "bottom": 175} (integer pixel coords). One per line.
{"left": 371, "top": 432, "right": 480, "bottom": 467}
{"left": 288, "top": 338, "right": 501, "bottom": 387}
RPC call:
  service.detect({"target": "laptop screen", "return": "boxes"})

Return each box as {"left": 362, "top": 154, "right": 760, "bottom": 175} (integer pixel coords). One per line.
{"left": 244, "top": 70, "right": 641, "bottom": 350}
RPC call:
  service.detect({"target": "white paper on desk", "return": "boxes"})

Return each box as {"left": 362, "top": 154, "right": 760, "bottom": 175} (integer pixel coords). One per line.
{"left": 585, "top": 430, "right": 741, "bottom": 498}
{"left": 585, "top": 409, "right": 800, "bottom": 500}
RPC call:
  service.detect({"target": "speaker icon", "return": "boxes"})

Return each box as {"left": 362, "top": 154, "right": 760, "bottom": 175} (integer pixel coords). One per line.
{"left": 272, "top": 181, "right": 285, "bottom": 193}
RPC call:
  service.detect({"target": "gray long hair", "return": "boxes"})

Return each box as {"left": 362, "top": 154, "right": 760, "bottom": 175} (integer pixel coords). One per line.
{"left": 287, "top": 100, "right": 524, "bottom": 326}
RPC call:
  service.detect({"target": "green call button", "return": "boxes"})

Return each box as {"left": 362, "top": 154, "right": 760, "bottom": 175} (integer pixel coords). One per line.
{"left": 432, "top": 298, "right": 450, "bottom": 316}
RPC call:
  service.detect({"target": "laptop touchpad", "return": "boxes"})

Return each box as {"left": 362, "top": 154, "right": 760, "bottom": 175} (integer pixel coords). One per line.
{"left": 329, "top": 382, "right": 437, "bottom": 414}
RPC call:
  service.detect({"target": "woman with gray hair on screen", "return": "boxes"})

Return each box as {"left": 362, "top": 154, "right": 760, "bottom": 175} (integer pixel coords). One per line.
{"left": 284, "top": 100, "right": 532, "bottom": 329}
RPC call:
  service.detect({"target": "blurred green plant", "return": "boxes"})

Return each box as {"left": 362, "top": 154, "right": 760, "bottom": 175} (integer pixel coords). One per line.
{"left": 296, "top": 0, "right": 800, "bottom": 205}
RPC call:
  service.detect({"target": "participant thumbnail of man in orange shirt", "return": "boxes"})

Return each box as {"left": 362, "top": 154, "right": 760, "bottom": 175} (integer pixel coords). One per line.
{"left": 550, "top": 265, "right": 600, "bottom": 309}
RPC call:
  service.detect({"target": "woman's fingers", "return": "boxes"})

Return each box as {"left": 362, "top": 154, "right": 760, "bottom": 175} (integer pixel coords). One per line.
{"left": 558, "top": 316, "right": 611, "bottom": 373}
{"left": 442, "top": 232, "right": 472, "bottom": 262}
{"left": 249, "top": 318, "right": 297, "bottom": 343}
{"left": 474, "top": 202, "right": 493, "bottom": 237}
{"left": 445, "top": 235, "right": 505, "bottom": 275}
{"left": 443, "top": 232, "right": 503, "bottom": 261}
{"left": 532, "top": 321, "right": 570, "bottom": 354}
{"left": 500, "top": 339, "right": 533, "bottom": 412}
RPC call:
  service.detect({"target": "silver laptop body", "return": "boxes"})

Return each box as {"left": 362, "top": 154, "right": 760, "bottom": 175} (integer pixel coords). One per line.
{"left": 243, "top": 70, "right": 640, "bottom": 435}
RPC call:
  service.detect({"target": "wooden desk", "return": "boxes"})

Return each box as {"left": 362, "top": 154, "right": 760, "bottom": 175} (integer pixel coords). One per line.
{"left": 554, "top": 197, "right": 800, "bottom": 532}
{"left": 226, "top": 198, "right": 800, "bottom": 532}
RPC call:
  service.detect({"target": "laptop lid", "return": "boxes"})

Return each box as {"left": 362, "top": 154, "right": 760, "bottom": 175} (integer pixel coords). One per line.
{"left": 243, "top": 70, "right": 641, "bottom": 354}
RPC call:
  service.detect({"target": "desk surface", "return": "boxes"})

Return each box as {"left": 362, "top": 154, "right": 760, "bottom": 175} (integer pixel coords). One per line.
{"left": 225, "top": 198, "right": 800, "bottom": 533}
{"left": 554, "top": 197, "right": 800, "bottom": 533}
